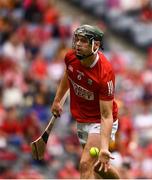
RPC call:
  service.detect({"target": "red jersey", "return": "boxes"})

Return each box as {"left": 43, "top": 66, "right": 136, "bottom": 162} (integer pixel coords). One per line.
{"left": 64, "top": 50, "right": 118, "bottom": 123}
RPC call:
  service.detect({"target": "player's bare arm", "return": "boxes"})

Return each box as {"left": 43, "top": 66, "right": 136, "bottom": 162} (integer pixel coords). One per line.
{"left": 51, "top": 70, "right": 69, "bottom": 117}
{"left": 95, "top": 100, "right": 114, "bottom": 172}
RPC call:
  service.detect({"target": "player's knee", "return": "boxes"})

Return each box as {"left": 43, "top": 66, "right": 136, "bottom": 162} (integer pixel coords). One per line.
{"left": 79, "top": 159, "right": 90, "bottom": 173}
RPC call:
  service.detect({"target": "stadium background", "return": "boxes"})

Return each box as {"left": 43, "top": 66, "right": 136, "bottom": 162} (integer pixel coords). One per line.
{"left": 0, "top": 0, "right": 152, "bottom": 178}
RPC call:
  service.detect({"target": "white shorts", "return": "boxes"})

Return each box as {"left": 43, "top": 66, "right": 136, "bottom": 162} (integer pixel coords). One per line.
{"left": 77, "top": 120, "right": 118, "bottom": 145}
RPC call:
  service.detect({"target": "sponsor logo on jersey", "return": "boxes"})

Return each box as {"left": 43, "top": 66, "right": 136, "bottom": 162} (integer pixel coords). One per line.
{"left": 107, "top": 80, "right": 114, "bottom": 96}
{"left": 68, "top": 77, "right": 94, "bottom": 100}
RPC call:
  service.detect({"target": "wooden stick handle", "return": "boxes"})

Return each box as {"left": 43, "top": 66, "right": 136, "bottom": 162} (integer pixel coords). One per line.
{"left": 45, "top": 89, "right": 69, "bottom": 133}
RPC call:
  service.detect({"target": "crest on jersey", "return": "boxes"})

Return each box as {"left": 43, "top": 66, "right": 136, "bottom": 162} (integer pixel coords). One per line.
{"left": 77, "top": 70, "right": 84, "bottom": 80}
{"left": 87, "top": 79, "right": 93, "bottom": 85}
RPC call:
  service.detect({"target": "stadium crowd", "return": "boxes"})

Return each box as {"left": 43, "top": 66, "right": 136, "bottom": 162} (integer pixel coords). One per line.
{"left": 0, "top": 0, "right": 152, "bottom": 178}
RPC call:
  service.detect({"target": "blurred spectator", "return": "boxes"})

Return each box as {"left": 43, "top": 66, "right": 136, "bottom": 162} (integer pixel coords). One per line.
{"left": 134, "top": 103, "right": 152, "bottom": 146}
{"left": 142, "top": 83, "right": 152, "bottom": 103}
{"left": 0, "top": 97, "right": 6, "bottom": 126}
{"left": 46, "top": 134, "right": 64, "bottom": 158}
{"left": 141, "top": 145, "right": 152, "bottom": 178}
{"left": 140, "top": 0, "right": 152, "bottom": 22}
{"left": 23, "top": 0, "right": 43, "bottom": 23}
{"left": 0, "top": 17, "right": 14, "bottom": 45}
{"left": 146, "top": 47, "right": 152, "bottom": 69}
{"left": 0, "top": 130, "right": 7, "bottom": 149}
{"left": 36, "top": 82, "right": 55, "bottom": 106}
{"left": 0, "top": 107, "right": 22, "bottom": 136}
{"left": 0, "top": 106, "right": 24, "bottom": 148}
{"left": 30, "top": 52, "right": 48, "bottom": 81}
{"left": 2, "top": 79, "right": 24, "bottom": 108}
{"left": 110, "top": 51, "right": 126, "bottom": 74}
{"left": 119, "top": 0, "right": 145, "bottom": 12}
{"left": 3, "top": 63, "right": 26, "bottom": 92}
{"left": 16, "top": 160, "right": 44, "bottom": 179}
{"left": 0, "top": 165, "right": 17, "bottom": 179}
{"left": 116, "top": 106, "right": 135, "bottom": 156}
{"left": 47, "top": 42, "right": 67, "bottom": 87}
{"left": 57, "top": 159, "right": 79, "bottom": 179}
{"left": 0, "top": 0, "right": 13, "bottom": 9}
{"left": 63, "top": 122, "right": 81, "bottom": 159}
{"left": 2, "top": 31, "right": 26, "bottom": 67}
{"left": 22, "top": 111, "right": 41, "bottom": 142}
{"left": 24, "top": 27, "right": 41, "bottom": 60}
{"left": 43, "top": 0, "right": 60, "bottom": 25}
{"left": 0, "top": 55, "right": 15, "bottom": 75}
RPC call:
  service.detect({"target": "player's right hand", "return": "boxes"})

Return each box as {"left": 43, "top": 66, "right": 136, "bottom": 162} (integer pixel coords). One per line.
{"left": 51, "top": 101, "right": 63, "bottom": 117}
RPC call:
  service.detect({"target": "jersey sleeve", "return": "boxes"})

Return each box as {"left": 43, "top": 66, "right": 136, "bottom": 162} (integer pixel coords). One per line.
{"left": 64, "top": 52, "right": 69, "bottom": 67}
{"left": 64, "top": 50, "right": 74, "bottom": 67}
{"left": 99, "top": 68, "right": 115, "bottom": 101}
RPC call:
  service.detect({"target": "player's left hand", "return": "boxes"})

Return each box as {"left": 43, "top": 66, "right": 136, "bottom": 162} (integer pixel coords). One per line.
{"left": 94, "top": 149, "right": 114, "bottom": 173}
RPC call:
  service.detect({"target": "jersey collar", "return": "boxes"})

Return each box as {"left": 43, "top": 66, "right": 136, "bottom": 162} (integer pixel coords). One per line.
{"left": 89, "top": 53, "right": 99, "bottom": 68}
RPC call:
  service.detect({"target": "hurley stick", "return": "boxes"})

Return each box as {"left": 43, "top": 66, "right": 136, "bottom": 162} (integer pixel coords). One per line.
{"left": 31, "top": 90, "right": 69, "bottom": 160}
